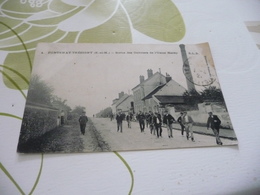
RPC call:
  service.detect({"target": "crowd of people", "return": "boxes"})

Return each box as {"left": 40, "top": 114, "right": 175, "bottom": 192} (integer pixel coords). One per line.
{"left": 131, "top": 110, "right": 196, "bottom": 142}
{"left": 77, "top": 110, "right": 223, "bottom": 146}
{"left": 115, "top": 110, "right": 223, "bottom": 145}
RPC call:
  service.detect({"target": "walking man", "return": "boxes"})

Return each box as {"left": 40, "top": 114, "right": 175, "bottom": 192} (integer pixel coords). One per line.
{"left": 182, "top": 112, "right": 195, "bottom": 142}
{"left": 126, "top": 112, "right": 132, "bottom": 128}
{"left": 153, "top": 112, "right": 162, "bottom": 138}
{"left": 157, "top": 112, "right": 163, "bottom": 137}
{"left": 79, "top": 111, "right": 88, "bottom": 135}
{"left": 145, "top": 112, "right": 150, "bottom": 128}
{"left": 207, "top": 112, "right": 223, "bottom": 145}
{"left": 137, "top": 111, "right": 145, "bottom": 132}
{"left": 177, "top": 112, "right": 185, "bottom": 136}
{"left": 116, "top": 110, "right": 124, "bottom": 132}
{"left": 163, "top": 110, "right": 176, "bottom": 138}
{"left": 148, "top": 111, "right": 155, "bottom": 135}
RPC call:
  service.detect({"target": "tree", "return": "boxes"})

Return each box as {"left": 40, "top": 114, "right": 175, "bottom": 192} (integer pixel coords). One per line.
{"left": 182, "top": 87, "right": 226, "bottom": 111}
{"left": 96, "top": 107, "right": 112, "bottom": 118}
{"left": 201, "top": 86, "right": 224, "bottom": 102}
{"left": 183, "top": 89, "right": 203, "bottom": 107}
{"left": 71, "top": 106, "right": 86, "bottom": 115}
{"left": 51, "top": 96, "right": 71, "bottom": 112}
{"left": 27, "top": 75, "right": 53, "bottom": 105}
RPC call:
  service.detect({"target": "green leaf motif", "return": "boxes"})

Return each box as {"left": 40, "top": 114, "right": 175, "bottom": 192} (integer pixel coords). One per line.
{"left": 0, "top": 25, "right": 57, "bottom": 50}
{"left": 27, "top": 7, "right": 85, "bottom": 26}
{"left": 2, "top": 52, "right": 33, "bottom": 90}
{"left": 77, "top": 4, "right": 132, "bottom": 43}
{"left": 0, "top": 162, "right": 25, "bottom": 195}
{"left": 1, "top": 0, "right": 47, "bottom": 13}
{"left": 58, "top": 0, "right": 119, "bottom": 31}
{"left": 49, "top": 0, "right": 79, "bottom": 13}
{"left": 0, "top": 22, "right": 30, "bottom": 40}
{"left": 1, "top": 0, "right": 47, "bottom": 18}
{"left": 121, "top": 0, "right": 185, "bottom": 42}
{"left": 0, "top": 16, "right": 24, "bottom": 34}
{"left": 0, "top": 0, "right": 185, "bottom": 90}
{"left": 114, "top": 152, "right": 134, "bottom": 195}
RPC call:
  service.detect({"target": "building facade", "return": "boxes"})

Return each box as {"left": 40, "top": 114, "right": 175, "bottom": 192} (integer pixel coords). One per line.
{"left": 111, "top": 91, "right": 134, "bottom": 114}
{"left": 132, "top": 69, "right": 166, "bottom": 113}
{"left": 142, "top": 77, "right": 187, "bottom": 114}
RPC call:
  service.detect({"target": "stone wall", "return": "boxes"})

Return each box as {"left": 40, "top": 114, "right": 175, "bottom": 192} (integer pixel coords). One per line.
{"left": 188, "top": 111, "right": 233, "bottom": 129}
{"left": 167, "top": 102, "right": 233, "bottom": 129}
{"left": 18, "top": 104, "right": 59, "bottom": 144}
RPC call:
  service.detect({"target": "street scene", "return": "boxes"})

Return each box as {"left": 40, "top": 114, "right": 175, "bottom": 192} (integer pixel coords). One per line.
{"left": 90, "top": 117, "right": 237, "bottom": 151}
{"left": 17, "top": 116, "right": 237, "bottom": 153}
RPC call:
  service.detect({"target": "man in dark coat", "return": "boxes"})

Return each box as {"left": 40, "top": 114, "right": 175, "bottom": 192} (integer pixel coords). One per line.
{"left": 148, "top": 111, "right": 155, "bottom": 135}
{"left": 79, "top": 111, "right": 88, "bottom": 135}
{"left": 116, "top": 110, "right": 124, "bottom": 132}
{"left": 163, "top": 110, "right": 176, "bottom": 138}
{"left": 177, "top": 112, "right": 185, "bottom": 136}
{"left": 153, "top": 112, "right": 162, "bottom": 138}
{"left": 207, "top": 112, "right": 223, "bottom": 145}
{"left": 137, "top": 111, "right": 145, "bottom": 132}
{"left": 157, "top": 112, "right": 163, "bottom": 137}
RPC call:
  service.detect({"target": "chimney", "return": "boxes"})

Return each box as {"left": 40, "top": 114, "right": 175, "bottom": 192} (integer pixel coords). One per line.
{"left": 179, "top": 44, "right": 196, "bottom": 92}
{"left": 147, "top": 69, "right": 153, "bottom": 78}
{"left": 139, "top": 75, "right": 145, "bottom": 83}
{"left": 166, "top": 72, "right": 172, "bottom": 83}
{"left": 119, "top": 91, "right": 124, "bottom": 98}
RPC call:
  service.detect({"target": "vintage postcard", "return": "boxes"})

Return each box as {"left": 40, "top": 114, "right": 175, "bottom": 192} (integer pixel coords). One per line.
{"left": 17, "top": 43, "right": 238, "bottom": 153}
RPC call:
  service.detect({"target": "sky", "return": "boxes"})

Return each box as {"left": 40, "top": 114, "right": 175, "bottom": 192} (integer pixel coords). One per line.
{"left": 30, "top": 43, "right": 220, "bottom": 116}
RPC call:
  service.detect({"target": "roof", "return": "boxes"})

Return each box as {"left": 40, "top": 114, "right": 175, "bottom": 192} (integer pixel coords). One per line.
{"left": 132, "top": 72, "right": 165, "bottom": 90}
{"left": 116, "top": 95, "right": 133, "bottom": 107}
{"left": 142, "top": 84, "right": 166, "bottom": 100}
{"left": 112, "top": 94, "right": 130, "bottom": 107}
{"left": 142, "top": 79, "right": 186, "bottom": 100}
{"left": 153, "top": 95, "right": 185, "bottom": 104}
{"left": 155, "top": 79, "right": 186, "bottom": 96}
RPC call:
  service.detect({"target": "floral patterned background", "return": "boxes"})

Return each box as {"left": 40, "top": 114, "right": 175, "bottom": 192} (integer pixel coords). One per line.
{"left": 1, "top": 0, "right": 260, "bottom": 194}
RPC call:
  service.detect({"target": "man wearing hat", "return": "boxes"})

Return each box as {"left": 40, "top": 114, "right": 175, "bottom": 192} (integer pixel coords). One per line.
{"left": 116, "top": 110, "right": 124, "bottom": 132}
{"left": 177, "top": 112, "right": 185, "bottom": 136}
{"left": 163, "top": 110, "right": 176, "bottom": 138}
{"left": 79, "top": 111, "right": 88, "bottom": 135}
{"left": 182, "top": 112, "right": 195, "bottom": 142}
{"left": 137, "top": 111, "right": 145, "bottom": 132}
{"left": 207, "top": 112, "right": 223, "bottom": 145}
{"left": 153, "top": 112, "right": 162, "bottom": 138}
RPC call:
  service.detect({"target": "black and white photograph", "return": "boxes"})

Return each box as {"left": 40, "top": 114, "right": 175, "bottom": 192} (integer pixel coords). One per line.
{"left": 17, "top": 43, "right": 238, "bottom": 153}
